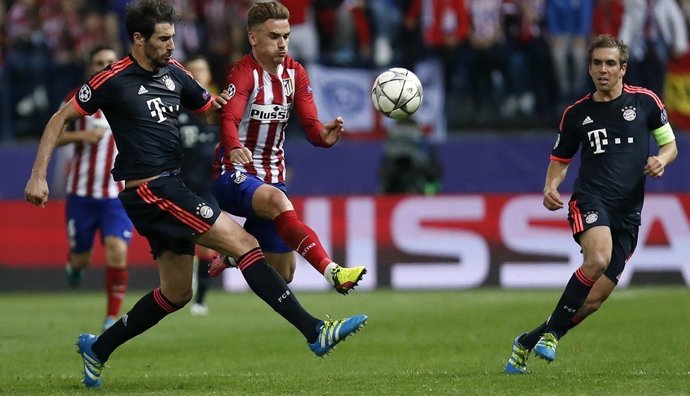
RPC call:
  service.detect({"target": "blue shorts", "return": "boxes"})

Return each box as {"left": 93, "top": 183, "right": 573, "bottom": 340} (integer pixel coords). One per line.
{"left": 66, "top": 194, "right": 134, "bottom": 254}
{"left": 212, "top": 171, "right": 292, "bottom": 253}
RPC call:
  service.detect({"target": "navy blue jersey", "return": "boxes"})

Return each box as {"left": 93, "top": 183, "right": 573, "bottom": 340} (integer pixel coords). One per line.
{"left": 72, "top": 55, "right": 213, "bottom": 181}
{"left": 179, "top": 109, "right": 218, "bottom": 197}
{"left": 552, "top": 85, "right": 668, "bottom": 212}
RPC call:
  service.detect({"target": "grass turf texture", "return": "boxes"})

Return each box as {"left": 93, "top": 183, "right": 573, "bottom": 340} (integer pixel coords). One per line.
{"left": 0, "top": 287, "right": 688, "bottom": 395}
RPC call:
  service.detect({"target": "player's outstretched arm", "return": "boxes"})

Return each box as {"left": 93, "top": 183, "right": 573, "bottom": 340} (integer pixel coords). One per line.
{"left": 201, "top": 91, "right": 232, "bottom": 125}
{"left": 25, "top": 102, "right": 82, "bottom": 207}
{"left": 320, "top": 116, "right": 344, "bottom": 147}
{"left": 644, "top": 140, "right": 678, "bottom": 178}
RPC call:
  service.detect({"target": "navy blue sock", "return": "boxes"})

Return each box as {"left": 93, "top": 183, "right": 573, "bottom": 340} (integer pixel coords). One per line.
{"left": 237, "top": 248, "right": 321, "bottom": 343}
{"left": 545, "top": 268, "right": 595, "bottom": 338}
{"left": 519, "top": 321, "right": 548, "bottom": 350}
{"left": 93, "top": 288, "right": 181, "bottom": 362}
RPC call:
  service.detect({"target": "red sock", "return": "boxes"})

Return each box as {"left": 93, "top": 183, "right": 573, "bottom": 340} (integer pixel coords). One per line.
{"left": 105, "top": 267, "right": 128, "bottom": 317}
{"left": 274, "top": 210, "right": 331, "bottom": 273}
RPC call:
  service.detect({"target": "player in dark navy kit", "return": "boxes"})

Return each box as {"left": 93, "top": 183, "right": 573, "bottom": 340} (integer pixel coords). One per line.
{"left": 178, "top": 54, "right": 221, "bottom": 316}
{"left": 24, "top": 0, "right": 367, "bottom": 389}
{"left": 505, "top": 35, "right": 678, "bottom": 374}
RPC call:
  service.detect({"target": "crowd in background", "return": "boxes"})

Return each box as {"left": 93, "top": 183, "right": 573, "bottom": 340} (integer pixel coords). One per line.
{"left": 1, "top": 0, "right": 690, "bottom": 141}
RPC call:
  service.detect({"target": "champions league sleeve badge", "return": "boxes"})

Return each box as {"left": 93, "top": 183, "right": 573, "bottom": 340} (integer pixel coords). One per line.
{"left": 78, "top": 84, "right": 92, "bottom": 102}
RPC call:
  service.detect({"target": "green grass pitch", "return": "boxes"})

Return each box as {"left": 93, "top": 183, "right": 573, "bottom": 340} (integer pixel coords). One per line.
{"left": 0, "top": 287, "right": 688, "bottom": 395}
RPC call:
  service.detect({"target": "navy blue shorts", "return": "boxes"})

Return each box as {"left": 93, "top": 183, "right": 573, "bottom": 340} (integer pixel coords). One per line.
{"left": 212, "top": 171, "right": 291, "bottom": 253}
{"left": 119, "top": 173, "right": 221, "bottom": 259}
{"left": 65, "top": 195, "right": 133, "bottom": 254}
{"left": 568, "top": 194, "right": 640, "bottom": 284}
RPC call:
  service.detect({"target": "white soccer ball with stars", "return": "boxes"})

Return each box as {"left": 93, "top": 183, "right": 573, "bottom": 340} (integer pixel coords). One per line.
{"left": 371, "top": 67, "right": 423, "bottom": 120}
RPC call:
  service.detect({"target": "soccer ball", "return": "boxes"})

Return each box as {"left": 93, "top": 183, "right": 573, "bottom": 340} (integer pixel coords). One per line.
{"left": 371, "top": 67, "right": 423, "bottom": 119}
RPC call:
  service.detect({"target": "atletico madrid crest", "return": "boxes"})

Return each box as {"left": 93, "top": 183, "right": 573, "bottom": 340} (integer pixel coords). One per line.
{"left": 282, "top": 78, "right": 294, "bottom": 97}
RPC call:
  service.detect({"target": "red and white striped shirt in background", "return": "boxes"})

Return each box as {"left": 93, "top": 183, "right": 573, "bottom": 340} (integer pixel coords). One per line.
{"left": 217, "top": 54, "right": 326, "bottom": 184}
{"left": 65, "top": 110, "right": 123, "bottom": 199}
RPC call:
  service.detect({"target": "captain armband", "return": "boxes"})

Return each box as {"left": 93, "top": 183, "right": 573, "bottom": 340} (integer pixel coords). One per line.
{"left": 651, "top": 123, "right": 675, "bottom": 146}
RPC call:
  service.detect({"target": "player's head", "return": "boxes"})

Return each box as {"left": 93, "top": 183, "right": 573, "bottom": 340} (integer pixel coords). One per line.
{"left": 126, "top": 0, "right": 180, "bottom": 69}
{"left": 185, "top": 54, "right": 212, "bottom": 87}
{"left": 87, "top": 45, "right": 118, "bottom": 76}
{"left": 588, "top": 34, "right": 628, "bottom": 95}
{"left": 247, "top": 1, "right": 290, "bottom": 70}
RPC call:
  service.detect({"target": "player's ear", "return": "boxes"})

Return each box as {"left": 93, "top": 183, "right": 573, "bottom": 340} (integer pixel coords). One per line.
{"left": 133, "top": 32, "right": 145, "bottom": 47}
{"left": 248, "top": 31, "right": 257, "bottom": 47}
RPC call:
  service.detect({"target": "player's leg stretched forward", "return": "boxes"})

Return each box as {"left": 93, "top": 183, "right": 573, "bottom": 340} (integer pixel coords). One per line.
{"left": 210, "top": 182, "right": 366, "bottom": 294}
{"left": 505, "top": 226, "right": 616, "bottom": 374}
{"left": 77, "top": 212, "right": 367, "bottom": 388}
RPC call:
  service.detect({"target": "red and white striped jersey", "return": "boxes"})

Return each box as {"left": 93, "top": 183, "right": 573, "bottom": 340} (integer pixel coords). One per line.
{"left": 65, "top": 109, "right": 123, "bottom": 198}
{"left": 216, "top": 54, "right": 326, "bottom": 183}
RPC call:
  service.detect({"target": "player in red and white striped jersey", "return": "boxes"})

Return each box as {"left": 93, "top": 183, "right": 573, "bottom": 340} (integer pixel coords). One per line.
{"left": 211, "top": 1, "right": 366, "bottom": 294}
{"left": 57, "top": 46, "right": 132, "bottom": 332}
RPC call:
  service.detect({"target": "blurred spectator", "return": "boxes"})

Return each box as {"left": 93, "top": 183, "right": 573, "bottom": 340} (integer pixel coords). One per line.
{"left": 544, "top": 0, "right": 593, "bottom": 104}
{"left": 368, "top": 0, "right": 401, "bottom": 67}
{"left": 405, "top": 0, "right": 470, "bottom": 98}
{"left": 280, "top": 0, "right": 319, "bottom": 67}
{"left": 169, "top": 0, "right": 202, "bottom": 62}
{"left": 104, "top": 0, "right": 129, "bottom": 55}
{"left": 503, "top": 0, "right": 557, "bottom": 119}
{"left": 379, "top": 118, "right": 442, "bottom": 195}
{"left": 592, "top": 0, "right": 625, "bottom": 37}
{"left": 620, "top": 0, "right": 688, "bottom": 96}
{"left": 5, "top": 0, "right": 52, "bottom": 139}
{"left": 200, "top": 0, "right": 252, "bottom": 89}
{"left": 41, "top": 0, "right": 88, "bottom": 110}
{"left": 1, "top": 2, "right": 11, "bottom": 141}
{"left": 328, "top": 0, "right": 376, "bottom": 67}
{"left": 467, "top": 0, "right": 513, "bottom": 121}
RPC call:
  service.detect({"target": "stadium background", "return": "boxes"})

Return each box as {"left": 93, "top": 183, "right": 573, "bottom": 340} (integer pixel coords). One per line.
{"left": 1, "top": 0, "right": 689, "bottom": 291}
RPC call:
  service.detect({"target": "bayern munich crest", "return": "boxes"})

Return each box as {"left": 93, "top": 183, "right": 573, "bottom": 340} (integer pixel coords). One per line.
{"left": 585, "top": 212, "right": 599, "bottom": 224}
{"left": 162, "top": 75, "right": 176, "bottom": 91}
{"left": 622, "top": 106, "right": 636, "bottom": 121}
{"left": 78, "top": 84, "right": 91, "bottom": 102}
{"left": 196, "top": 204, "right": 214, "bottom": 219}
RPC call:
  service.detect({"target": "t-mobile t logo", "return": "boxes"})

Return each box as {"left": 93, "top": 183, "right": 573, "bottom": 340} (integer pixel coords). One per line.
{"left": 587, "top": 128, "right": 608, "bottom": 154}
{"left": 147, "top": 97, "right": 168, "bottom": 123}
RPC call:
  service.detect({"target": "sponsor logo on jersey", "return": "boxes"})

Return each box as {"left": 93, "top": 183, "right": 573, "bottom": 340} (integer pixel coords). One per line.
{"left": 582, "top": 116, "right": 593, "bottom": 125}
{"left": 138, "top": 85, "right": 149, "bottom": 95}
{"left": 584, "top": 211, "right": 599, "bottom": 224}
{"left": 249, "top": 103, "right": 290, "bottom": 122}
{"left": 227, "top": 83, "right": 236, "bottom": 98}
{"left": 162, "top": 75, "right": 176, "bottom": 91}
{"left": 622, "top": 106, "right": 636, "bottom": 121}
{"left": 78, "top": 84, "right": 92, "bottom": 102}
{"left": 196, "top": 204, "right": 214, "bottom": 219}
{"left": 661, "top": 108, "right": 668, "bottom": 124}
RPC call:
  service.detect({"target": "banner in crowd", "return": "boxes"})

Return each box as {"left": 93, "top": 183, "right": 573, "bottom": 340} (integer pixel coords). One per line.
{"left": 4, "top": 194, "right": 688, "bottom": 289}
{"left": 309, "top": 61, "right": 446, "bottom": 141}
{"left": 665, "top": 56, "right": 690, "bottom": 130}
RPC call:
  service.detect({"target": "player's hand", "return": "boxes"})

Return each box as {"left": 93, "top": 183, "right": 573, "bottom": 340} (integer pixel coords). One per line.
{"left": 643, "top": 155, "right": 665, "bottom": 178}
{"left": 25, "top": 175, "right": 49, "bottom": 207}
{"left": 229, "top": 146, "right": 252, "bottom": 164}
{"left": 543, "top": 187, "right": 564, "bottom": 211}
{"left": 212, "top": 90, "right": 231, "bottom": 110}
{"left": 321, "top": 116, "right": 344, "bottom": 147}
{"left": 84, "top": 127, "right": 105, "bottom": 144}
